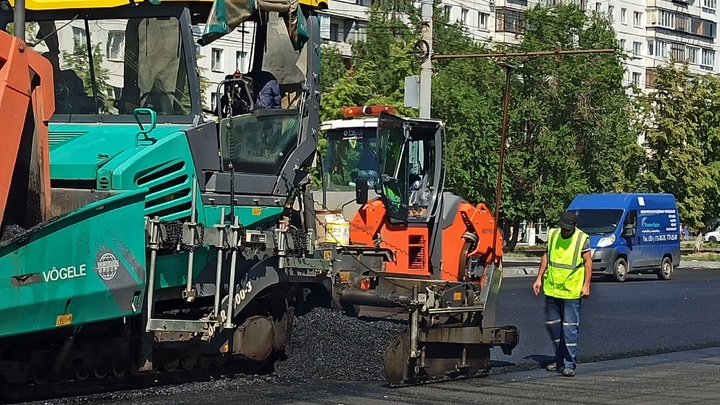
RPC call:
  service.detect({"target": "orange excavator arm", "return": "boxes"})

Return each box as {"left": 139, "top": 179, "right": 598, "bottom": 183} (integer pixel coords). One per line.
{"left": 0, "top": 30, "right": 54, "bottom": 230}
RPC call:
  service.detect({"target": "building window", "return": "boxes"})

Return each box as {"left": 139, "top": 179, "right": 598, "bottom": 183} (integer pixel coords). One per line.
{"left": 703, "top": 21, "right": 717, "bottom": 38}
{"left": 655, "top": 40, "right": 669, "bottom": 58}
{"left": 236, "top": 51, "right": 248, "bottom": 73}
{"left": 634, "top": 11, "right": 643, "bottom": 27}
{"left": 608, "top": 5, "right": 615, "bottom": 22}
{"left": 620, "top": 38, "right": 626, "bottom": 50}
{"left": 479, "top": 12, "right": 489, "bottom": 29}
{"left": 357, "top": 0, "right": 372, "bottom": 6}
{"left": 633, "top": 41, "right": 642, "bottom": 56}
{"left": 344, "top": 19, "right": 355, "bottom": 42}
{"left": 330, "top": 23, "right": 340, "bottom": 41}
{"left": 645, "top": 68, "right": 655, "bottom": 88}
{"left": 357, "top": 22, "right": 367, "bottom": 41}
{"left": 461, "top": 8, "right": 469, "bottom": 24}
{"left": 620, "top": 8, "right": 627, "bottom": 24}
{"left": 702, "top": 48, "right": 715, "bottom": 69}
{"left": 595, "top": 2, "right": 602, "bottom": 12}
{"left": 675, "top": 15, "right": 689, "bottom": 32}
{"left": 72, "top": 26, "right": 86, "bottom": 51}
{"left": 106, "top": 31, "right": 124, "bottom": 61}
{"left": 211, "top": 48, "right": 223, "bottom": 72}
{"left": 671, "top": 43, "right": 685, "bottom": 61}
{"left": 688, "top": 46, "right": 699, "bottom": 64}
{"left": 496, "top": 8, "right": 523, "bottom": 34}
{"left": 659, "top": 10, "right": 673, "bottom": 29}
{"left": 632, "top": 72, "right": 641, "bottom": 87}
{"left": 211, "top": 92, "right": 217, "bottom": 112}
{"left": 568, "top": 0, "right": 586, "bottom": 10}
{"left": 647, "top": 41, "right": 653, "bottom": 56}
{"left": 444, "top": 5, "right": 452, "bottom": 18}
{"left": 704, "top": 0, "right": 717, "bottom": 9}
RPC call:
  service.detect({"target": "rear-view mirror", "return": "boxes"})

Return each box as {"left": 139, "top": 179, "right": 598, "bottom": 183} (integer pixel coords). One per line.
{"left": 355, "top": 178, "right": 368, "bottom": 205}
{"left": 623, "top": 224, "right": 636, "bottom": 238}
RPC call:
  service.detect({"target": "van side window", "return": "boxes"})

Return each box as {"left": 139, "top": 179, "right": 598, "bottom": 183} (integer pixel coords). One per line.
{"left": 625, "top": 210, "right": 637, "bottom": 227}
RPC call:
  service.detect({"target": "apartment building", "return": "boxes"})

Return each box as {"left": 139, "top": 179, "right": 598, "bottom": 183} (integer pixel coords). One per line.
{"left": 319, "top": 0, "right": 535, "bottom": 52}
{"left": 192, "top": 25, "right": 255, "bottom": 111}
{"left": 322, "top": 0, "right": 720, "bottom": 91}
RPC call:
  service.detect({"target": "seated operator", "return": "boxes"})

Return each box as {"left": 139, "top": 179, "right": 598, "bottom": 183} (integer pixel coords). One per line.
{"left": 43, "top": 52, "right": 95, "bottom": 114}
{"left": 247, "top": 70, "right": 281, "bottom": 109}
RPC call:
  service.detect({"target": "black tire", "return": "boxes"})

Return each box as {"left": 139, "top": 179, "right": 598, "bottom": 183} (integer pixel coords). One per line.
{"left": 613, "top": 257, "right": 628, "bottom": 282}
{"left": 658, "top": 256, "right": 673, "bottom": 280}
{"left": 710, "top": 236, "right": 717, "bottom": 243}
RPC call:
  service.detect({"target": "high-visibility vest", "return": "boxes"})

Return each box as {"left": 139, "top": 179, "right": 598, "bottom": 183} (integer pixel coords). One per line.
{"left": 543, "top": 228, "right": 589, "bottom": 299}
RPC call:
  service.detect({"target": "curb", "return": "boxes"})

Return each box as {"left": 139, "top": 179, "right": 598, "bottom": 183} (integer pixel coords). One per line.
{"left": 502, "top": 262, "right": 720, "bottom": 278}
{"left": 503, "top": 267, "right": 539, "bottom": 278}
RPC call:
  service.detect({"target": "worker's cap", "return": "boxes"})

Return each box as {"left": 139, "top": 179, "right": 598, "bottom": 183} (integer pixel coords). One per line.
{"left": 559, "top": 211, "right": 578, "bottom": 232}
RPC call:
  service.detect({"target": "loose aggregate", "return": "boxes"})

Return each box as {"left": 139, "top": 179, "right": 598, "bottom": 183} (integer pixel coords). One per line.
{"left": 273, "top": 307, "right": 406, "bottom": 382}
{"left": 18, "top": 308, "right": 407, "bottom": 404}
{"left": 0, "top": 224, "right": 26, "bottom": 244}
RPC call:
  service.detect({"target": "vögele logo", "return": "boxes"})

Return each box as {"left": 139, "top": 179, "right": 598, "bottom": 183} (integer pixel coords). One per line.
{"left": 641, "top": 217, "right": 660, "bottom": 228}
{"left": 97, "top": 253, "right": 120, "bottom": 281}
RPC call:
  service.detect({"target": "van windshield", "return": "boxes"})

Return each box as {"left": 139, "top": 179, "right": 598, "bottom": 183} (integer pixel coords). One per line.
{"left": 576, "top": 209, "right": 624, "bottom": 235}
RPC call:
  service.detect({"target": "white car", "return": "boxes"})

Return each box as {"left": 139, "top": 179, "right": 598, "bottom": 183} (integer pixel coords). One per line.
{"left": 704, "top": 226, "right": 720, "bottom": 242}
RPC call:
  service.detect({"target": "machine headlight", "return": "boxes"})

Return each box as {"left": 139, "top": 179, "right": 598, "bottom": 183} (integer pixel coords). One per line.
{"left": 597, "top": 234, "right": 616, "bottom": 248}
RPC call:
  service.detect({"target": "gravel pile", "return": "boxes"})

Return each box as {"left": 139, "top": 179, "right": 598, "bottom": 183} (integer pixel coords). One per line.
{"left": 0, "top": 224, "right": 26, "bottom": 244}
{"left": 273, "top": 307, "right": 406, "bottom": 382}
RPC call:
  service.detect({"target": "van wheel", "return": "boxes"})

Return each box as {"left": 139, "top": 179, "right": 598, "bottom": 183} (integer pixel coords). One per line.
{"left": 658, "top": 257, "right": 673, "bottom": 280}
{"left": 613, "top": 257, "right": 628, "bottom": 282}
{"left": 710, "top": 236, "right": 717, "bottom": 243}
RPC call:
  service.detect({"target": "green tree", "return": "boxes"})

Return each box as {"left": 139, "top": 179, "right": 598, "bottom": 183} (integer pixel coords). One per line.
{"left": 319, "top": 46, "right": 348, "bottom": 92}
{"left": 317, "top": 3, "right": 643, "bottom": 250}
{"left": 197, "top": 54, "right": 211, "bottom": 110}
{"left": 636, "top": 62, "right": 716, "bottom": 230}
{"left": 513, "top": 5, "right": 642, "bottom": 227}
{"left": 693, "top": 74, "right": 720, "bottom": 227}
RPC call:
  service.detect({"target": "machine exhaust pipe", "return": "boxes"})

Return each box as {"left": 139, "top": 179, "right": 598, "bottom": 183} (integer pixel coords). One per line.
{"left": 337, "top": 288, "right": 413, "bottom": 308}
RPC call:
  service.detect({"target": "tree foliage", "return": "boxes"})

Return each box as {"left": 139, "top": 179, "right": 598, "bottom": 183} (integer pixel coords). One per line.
{"left": 510, "top": 5, "right": 643, "bottom": 225}
{"left": 317, "top": 2, "right": 720, "bottom": 241}
{"left": 636, "top": 63, "right": 720, "bottom": 229}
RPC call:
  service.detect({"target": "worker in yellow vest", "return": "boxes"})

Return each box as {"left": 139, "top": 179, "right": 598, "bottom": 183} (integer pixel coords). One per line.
{"left": 532, "top": 211, "right": 592, "bottom": 377}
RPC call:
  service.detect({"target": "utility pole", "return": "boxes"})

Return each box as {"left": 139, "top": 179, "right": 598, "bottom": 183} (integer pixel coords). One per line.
{"left": 418, "top": 0, "right": 433, "bottom": 119}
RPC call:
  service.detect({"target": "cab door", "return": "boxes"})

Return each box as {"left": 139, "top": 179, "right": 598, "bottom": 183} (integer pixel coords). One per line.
{"left": 622, "top": 209, "right": 642, "bottom": 268}
{"left": 377, "top": 112, "right": 409, "bottom": 225}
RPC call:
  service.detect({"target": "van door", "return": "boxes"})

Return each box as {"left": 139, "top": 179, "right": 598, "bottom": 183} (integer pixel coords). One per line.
{"left": 622, "top": 209, "right": 641, "bottom": 268}
{"left": 637, "top": 209, "right": 666, "bottom": 269}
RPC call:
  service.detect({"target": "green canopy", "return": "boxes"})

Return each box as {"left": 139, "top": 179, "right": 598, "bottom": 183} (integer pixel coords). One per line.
{"left": 200, "top": 0, "right": 308, "bottom": 51}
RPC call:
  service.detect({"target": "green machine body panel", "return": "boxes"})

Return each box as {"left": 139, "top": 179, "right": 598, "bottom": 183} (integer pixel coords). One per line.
{"left": 0, "top": 189, "right": 148, "bottom": 338}
{"left": 47, "top": 123, "right": 288, "bottom": 292}
{"left": 0, "top": 0, "right": 325, "bottom": 343}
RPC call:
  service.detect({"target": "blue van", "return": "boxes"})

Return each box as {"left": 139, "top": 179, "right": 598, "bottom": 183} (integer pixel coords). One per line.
{"left": 567, "top": 193, "right": 680, "bottom": 282}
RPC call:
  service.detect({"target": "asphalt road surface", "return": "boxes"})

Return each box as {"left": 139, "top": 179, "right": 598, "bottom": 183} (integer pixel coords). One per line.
{"left": 18, "top": 267, "right": 720, "bottom": 404}
{"left": 493, "top": 267, "right": 720, "bottom": 371}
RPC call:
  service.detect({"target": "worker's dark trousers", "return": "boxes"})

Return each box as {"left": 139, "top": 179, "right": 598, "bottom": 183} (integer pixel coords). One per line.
{"left": 545, "top": 296, "right": 581, "bottom": 370}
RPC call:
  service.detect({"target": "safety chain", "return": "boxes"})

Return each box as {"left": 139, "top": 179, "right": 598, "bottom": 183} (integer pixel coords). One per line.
{"left": 156, "top": 220, "right": 205, "bottom": 254}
